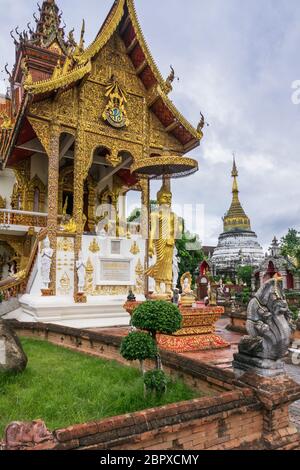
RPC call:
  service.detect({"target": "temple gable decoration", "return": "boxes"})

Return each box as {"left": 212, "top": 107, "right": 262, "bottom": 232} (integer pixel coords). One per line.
{"left": 102, "top": 76, "right": 129, "bottom": 129}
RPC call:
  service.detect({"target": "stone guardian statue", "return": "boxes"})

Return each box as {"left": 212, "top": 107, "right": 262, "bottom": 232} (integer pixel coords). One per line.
{"left": 233, "top": 274, "right": 296, "bottom": 377}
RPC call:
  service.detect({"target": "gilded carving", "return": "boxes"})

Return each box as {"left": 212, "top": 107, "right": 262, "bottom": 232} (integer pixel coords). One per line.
{"left": 29, "top": 99, "right": 52, "bottom": 121}
{"left": 26, "top": 175, "right": 46, "bottom": 212}
{"left": 28, "top": 118, "right": 51, "bottom": 155}
{"left": 149, "top": 112, "right": 184, "bottom": 153}
{"left": 95, "top": 285, "right": 130, "bottom": 296}
{"left": 89, "top": 238, "right": 100, "bottom": 254}
{"left": 59, "top": 271, "right": 71, "bottom": 295}
{"left": 135, "top": 258, "right": 144, "bottom": 295}
{"left": 24, "top": 60, "right": 92, "bottom": 95}
{"left": 106, "top": 144, "right": 122, "bottom": 167}
{"left": 57, "top": 88, "right": 78, "bottom": 126}
{"left": 0, "top": 196, "right": 6, "bottom": 209}
{"left": 57, "top": 237, "right": 74, "bottom": 252}
{"left": 47, "top": 119, "right": 61, "bottom": 291}
{"left": 84, "top": 257, "right": 94, "bottom": 294}
{"left": 102, "top": 76, "right": 129, "bottom": 129}
{"left": 0, "top": 111, "right": 12, "bottom": 130}
{"left": 130, "top": 241, "right": 140, "bottom": 255}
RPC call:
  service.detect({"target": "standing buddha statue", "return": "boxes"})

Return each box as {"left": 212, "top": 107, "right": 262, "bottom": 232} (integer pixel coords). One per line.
{"left": 146, "top": 182, "right": 180, "bottom": 298}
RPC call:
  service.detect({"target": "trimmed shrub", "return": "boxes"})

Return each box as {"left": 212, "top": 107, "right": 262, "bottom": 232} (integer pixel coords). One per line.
{"left": 132, "top": 301, "right": 182, "bottom": 335}
{"left": 144, "top": 369, "right": 169, "bottom": 394}
{"left": 120, "top": 331, "right": 157, "bottom": 362}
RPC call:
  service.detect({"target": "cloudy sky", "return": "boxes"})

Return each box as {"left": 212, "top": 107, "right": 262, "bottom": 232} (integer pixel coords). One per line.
{"left": 1, "top": 0, "right": 300, "bottom": 249}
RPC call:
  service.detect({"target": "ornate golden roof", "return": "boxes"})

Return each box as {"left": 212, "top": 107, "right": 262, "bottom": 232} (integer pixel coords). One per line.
{"left": 24, "top": 59, "right": 92, "bottom": 94}
{"left": 21, "top": 0, "right": 200, "bottom": 145}
{"left": 223, "top": 158, "right": 251, "bottom": 232}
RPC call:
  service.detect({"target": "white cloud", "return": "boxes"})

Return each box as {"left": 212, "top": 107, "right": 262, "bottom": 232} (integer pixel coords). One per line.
{"left": 1, "top": 0, "right": 300, "bottom": 248}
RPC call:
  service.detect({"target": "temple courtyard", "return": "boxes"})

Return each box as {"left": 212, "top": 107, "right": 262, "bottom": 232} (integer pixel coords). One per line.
{"left": 1, "top": 0, "right": 300, "bottom": 454}
{"left": 90, "top": 317, "right": 300, "bottom": 433}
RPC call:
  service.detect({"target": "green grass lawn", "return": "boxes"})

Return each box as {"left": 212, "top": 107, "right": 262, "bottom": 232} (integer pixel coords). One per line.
{"left": 0, "top": 337, "right": 202, "bottom": 437}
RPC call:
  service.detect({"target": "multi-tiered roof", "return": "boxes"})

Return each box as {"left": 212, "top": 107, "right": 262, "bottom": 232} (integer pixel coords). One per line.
{"left": 0, "top": 0, "right": 203, "bottom": 169}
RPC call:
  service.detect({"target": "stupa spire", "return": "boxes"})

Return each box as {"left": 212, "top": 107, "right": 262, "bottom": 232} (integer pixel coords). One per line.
{"left": 223, "top": 157, "right": 251, "bottom": 232}
{"left": 231, "top": 154, "right": 239, "bottom": 200}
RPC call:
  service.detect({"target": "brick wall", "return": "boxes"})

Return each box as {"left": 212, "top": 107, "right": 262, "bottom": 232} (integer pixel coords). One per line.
{"left": 9, "top": 321, "right": 238, "bottom": 395}
{"left": 3, "top": 389, "right": 263, "bottom": 451}
{"left": 2, "top": 321, "right": 300, "bottom": 451}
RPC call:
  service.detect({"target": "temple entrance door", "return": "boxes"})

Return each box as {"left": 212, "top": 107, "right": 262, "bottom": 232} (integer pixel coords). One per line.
{"left": 287, "top": 271, "right": 294, "bottom": 290}
{"left": 263, "top": 261, "right": 276, "bottom": 283}
{"left": 198, "top": 276, "right": 209, "bottom": 300}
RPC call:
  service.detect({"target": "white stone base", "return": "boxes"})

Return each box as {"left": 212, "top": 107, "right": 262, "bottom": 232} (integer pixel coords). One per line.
{"left": 4, "top": 294, "right": 141, "bottom": 329}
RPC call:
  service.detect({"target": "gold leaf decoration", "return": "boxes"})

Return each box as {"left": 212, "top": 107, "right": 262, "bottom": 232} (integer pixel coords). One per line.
{"left": 89, "top": 238, "right": 100, "bottom": 253}
{"left": 130, "top": 241, "right": 140, "bottom": 255}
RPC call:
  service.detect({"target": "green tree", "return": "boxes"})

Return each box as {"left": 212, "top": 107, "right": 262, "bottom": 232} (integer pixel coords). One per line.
{"left": 127, "top": 208, "right": 141, "bottom": 223}
{"left": 237, "top": 266, "right": 253, "bottom": 288}
{"left": 132, "top": 300, "right": 181, "bottom": 368}
{"left": 131, "top": 300, "right": 181, "bottom": 395}
{"left": 120, "top": 331, "right": 157, "bottom": 375}
{"left": 281, "top": 229, "right": 300, "bottom": 267}
{"left": 127, "top": 200, "right": 158, "bottom": 223}
{"left": 176, "top": 226, "right": 204, "bottom": 288}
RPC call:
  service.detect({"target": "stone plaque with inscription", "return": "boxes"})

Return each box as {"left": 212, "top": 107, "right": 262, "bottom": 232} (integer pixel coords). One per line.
{"left": 100, "top": 259, "right": 131, "bottom": 283}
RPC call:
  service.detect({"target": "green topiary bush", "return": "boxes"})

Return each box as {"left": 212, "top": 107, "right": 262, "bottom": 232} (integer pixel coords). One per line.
{"left": 120, "top": 332, "right": 157, "bottom": 362}
{"left": 144, "top": 369, "right": 169, "bottom": 394}
{"left": 132, "top": 301, "right": 182, "bottom": 335}
{"left": 121, "top": 331, "right": 157, "bottom": 376}
{"left": 122, "top": 301, "right": 182, "bottom": 394}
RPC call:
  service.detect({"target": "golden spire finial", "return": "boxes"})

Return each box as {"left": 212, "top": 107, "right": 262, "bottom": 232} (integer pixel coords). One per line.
{"left": 232, "top": 153, "right": 238, "bottom": 178}
{"left": 223, "top": 156, "right": 251, "bottom": 232}
{"left": 231, "top": 153, "right": 239, "bottom": 196}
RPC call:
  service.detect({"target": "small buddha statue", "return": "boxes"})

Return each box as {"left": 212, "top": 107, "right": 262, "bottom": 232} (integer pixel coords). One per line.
{"left": 180, "top": 272, "right": 196, "bottom": 307}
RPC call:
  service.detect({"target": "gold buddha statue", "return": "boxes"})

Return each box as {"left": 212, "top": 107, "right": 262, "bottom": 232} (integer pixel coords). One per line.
{"left": 60, "top": 197, "right": 87, "bottom": 233}
{"left": 180, "top": 272, "right": 196, "bottom": 307}
{"left": 146, "top": 182, "right": 179, "bottom": 298}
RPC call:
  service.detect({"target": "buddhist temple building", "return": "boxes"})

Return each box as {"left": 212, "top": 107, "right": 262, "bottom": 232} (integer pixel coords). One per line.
{"left": 0, "top": 0, "right": 203, "bottom": 327}
{"left": 211, "top": 159, "right": 264, "bottom": 278}
{"left": 252, "top": 236, "right": 300, "bottom": 291}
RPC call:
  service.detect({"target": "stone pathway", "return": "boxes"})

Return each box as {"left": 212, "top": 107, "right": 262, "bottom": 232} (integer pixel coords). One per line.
{"left": 285, "top": 364, "right": 300, "bottom": 431}
{"left": 90, "top": 317, "right": 300, "bottom": 431}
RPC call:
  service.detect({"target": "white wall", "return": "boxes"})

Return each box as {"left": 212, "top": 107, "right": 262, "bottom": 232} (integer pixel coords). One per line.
{"left": 0, "top": 168, "right": 16, "bottom": 209}
{"left": 30, "top": 153, "right": 48, "bottom": 186}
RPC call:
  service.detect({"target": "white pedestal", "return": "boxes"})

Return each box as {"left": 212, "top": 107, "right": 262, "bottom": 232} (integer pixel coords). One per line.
{"left": 12, "top": 294, "right": 144, "bottom": 329}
